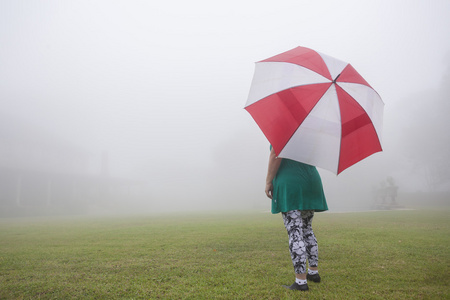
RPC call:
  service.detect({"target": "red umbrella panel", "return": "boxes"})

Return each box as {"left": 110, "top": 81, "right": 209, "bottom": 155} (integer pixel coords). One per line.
{"left": 245, "top": 46, "right": 384, "bottom": 174}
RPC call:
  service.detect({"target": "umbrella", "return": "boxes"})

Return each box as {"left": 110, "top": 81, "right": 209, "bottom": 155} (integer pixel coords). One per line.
{"left": 245, "top": 46, "right": 384, "bottom": 174}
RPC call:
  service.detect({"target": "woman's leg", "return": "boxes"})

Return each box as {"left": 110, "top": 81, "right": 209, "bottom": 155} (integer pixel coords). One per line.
{"left": 282, "top": 210, "right": 307, "bottom": 278}
{"left": 301, "top": 210, "right": 318, "bottom": 268}
{"left": 301, "top": 210, "right": 321, "bottom": 282}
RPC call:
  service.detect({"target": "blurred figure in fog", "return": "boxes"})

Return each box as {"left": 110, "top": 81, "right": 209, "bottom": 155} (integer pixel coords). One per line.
{"left": 386, "top": 176, "right": 399, "bottom": 205}
{"left": 371, "top": 177, "right": 399, "bottom": 209}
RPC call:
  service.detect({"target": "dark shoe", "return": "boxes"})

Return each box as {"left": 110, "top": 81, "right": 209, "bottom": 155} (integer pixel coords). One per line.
{"left": 307, "top": 273, "right": 321, "bottom": 283}
{"left": 282, "top": 282, "right": 309, "bottom": 291}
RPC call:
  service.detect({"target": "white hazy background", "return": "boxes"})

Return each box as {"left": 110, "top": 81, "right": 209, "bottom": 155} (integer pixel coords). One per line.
{"left": 1, "top": 0, "right": 450, "bottom": 214}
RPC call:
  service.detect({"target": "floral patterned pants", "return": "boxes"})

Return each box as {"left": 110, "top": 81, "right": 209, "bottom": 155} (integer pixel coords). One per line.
{"left": 282, "top": 210, "right": 318, "bottom": 274}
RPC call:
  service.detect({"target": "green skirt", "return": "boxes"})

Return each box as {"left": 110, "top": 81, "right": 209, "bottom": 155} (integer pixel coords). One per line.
{"left": 272, "top": 158, "right": 328, "bottom": 214}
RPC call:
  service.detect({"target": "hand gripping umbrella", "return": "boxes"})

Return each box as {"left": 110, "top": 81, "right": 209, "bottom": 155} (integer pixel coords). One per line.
{"left": 245, "top": 46, "right": 384, "bottom": 174}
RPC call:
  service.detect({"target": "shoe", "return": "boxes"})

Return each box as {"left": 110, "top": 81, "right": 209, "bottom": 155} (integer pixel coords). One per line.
{"left": 282, "top": 282, "right": 309, "bottom": 291}
{"left": 307, "top": 273, "right": 321, "bottom": 283}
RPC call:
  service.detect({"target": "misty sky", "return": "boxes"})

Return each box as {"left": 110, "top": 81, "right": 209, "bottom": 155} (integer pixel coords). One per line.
{"left": 1, "top": 0, "right": 450, "bottom": 210}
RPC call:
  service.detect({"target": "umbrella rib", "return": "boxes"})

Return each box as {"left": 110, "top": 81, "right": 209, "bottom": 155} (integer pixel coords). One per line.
{"left": 254, "top": 81, "right": 333, "bottom": 105}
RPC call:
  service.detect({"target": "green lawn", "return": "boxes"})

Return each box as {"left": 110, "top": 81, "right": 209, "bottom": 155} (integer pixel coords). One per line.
{"left": 0, "top": 209, "right": 449, "bottom": 299}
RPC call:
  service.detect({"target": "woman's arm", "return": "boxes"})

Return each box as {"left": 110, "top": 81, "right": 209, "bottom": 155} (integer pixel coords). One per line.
{"left": 265, "top": 148, "right": 282, "bottom": 199}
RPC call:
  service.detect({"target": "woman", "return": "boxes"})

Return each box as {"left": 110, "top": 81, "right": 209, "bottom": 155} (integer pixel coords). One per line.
{"left": 265, "top": 146, "right": 328, "bottom": 291}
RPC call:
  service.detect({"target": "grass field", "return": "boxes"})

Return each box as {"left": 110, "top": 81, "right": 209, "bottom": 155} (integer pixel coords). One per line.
{"left": 0, "top": 209, "right": 449, "bottom": 299}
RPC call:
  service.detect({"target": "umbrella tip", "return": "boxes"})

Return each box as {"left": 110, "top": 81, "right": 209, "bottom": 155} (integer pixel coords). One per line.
{"left": 332, "top": 73, "right": 341, "bottom": 84}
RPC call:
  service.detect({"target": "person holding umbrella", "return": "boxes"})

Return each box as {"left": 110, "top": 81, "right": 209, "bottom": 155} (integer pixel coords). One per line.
{"left": 265, "top": 146, "right": 328, "bottom": 291}
{"left": 246, "top": 46, "right": 383, "bottom": 291}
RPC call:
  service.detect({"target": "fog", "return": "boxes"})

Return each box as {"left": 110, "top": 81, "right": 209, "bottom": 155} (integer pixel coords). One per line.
{"left": 1, "top": 0, "right": 449, "bottom": 216}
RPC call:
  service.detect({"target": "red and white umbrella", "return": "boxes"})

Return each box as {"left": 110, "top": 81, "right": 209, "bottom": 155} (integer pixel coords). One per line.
{"left": 245, "top": 46, "right": 384, "bottom": 174}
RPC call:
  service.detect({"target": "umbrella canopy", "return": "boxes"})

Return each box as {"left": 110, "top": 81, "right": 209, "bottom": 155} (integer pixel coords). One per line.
{"left": 245, "top": 46, "right": 384, "bottom": 174}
